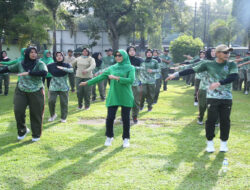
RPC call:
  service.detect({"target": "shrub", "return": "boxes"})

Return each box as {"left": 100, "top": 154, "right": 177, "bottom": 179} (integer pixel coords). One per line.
{"left": 169, "top": 35, "right": 204, "bottom": 63}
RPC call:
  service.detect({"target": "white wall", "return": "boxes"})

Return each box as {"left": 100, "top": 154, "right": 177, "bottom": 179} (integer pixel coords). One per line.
{"left": 48, "top": 30, "right": 128, "bottom": 54}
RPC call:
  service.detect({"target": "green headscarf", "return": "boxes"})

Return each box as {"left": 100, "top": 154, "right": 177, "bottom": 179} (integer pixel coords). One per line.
{"left": 40, "top": 50, "right": 54, "bottom": 65}
{"left": 16, "top": 48, "right": 26, "bottom": 63}
{"left": 111, "top": 49, "right": 134, "bottom": 73}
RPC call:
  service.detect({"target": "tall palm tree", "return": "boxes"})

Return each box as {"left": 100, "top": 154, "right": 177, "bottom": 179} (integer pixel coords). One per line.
{"left": 40, "top": 0, "right": 62, "bottom": 53}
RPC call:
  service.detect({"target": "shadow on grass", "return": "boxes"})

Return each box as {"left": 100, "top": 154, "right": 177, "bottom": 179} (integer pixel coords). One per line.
{"left": 28, "top": 124, "right": 123, "bottom": 190}
{"left": 175, "top": 152, "right": 225, "bottom": 190}
{"left": 0, "top": 140, "right": 33, "bottom": 156}
{"left": 2, "top": 176, "right": 26, "bottom": 190}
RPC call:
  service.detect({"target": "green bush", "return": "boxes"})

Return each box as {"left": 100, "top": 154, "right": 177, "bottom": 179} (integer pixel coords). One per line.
{"left": 169, "top": 35, "right": 204, "bottom": 63}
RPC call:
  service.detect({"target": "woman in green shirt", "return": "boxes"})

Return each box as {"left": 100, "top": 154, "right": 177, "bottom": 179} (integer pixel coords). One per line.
{"left": 79, "top": 49, "right": 135, "bottom": 148}
{"left": 47, "top": 52, "right": 73, "bottom": 123}
{"left": 0, "top": 47, "right": 47, "bottom": 142}
{"left": 40, "top": 50, "right": 54, "bottom": 88}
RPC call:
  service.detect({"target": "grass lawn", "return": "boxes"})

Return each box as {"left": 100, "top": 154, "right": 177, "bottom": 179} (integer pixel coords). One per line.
{"left": 0, "top": 75, "right": 249, "bottom": 190}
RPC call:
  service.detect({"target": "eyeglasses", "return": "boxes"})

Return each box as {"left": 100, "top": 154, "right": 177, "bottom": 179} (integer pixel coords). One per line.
{"left": 115, "top": 54, "right": 122, "bottom": 57}
{"left": 221, "top": 51, "right": 230, "bottom": 55}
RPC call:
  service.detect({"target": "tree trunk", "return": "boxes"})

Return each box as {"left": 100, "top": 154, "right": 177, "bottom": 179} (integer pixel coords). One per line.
{"left": 0, "top": 40, "right": 2, "bottom": 52}
{"left": 52, "top": 11, "right": 57, "bottom": 54}
{"left": 107, "top": 21, "right": 119, "bottom": 51}
{"left": 139, "top": 30, "right": 146, "bottom": 52}
{"left": 248, "top": 27, "right": 250, "bottom": 50}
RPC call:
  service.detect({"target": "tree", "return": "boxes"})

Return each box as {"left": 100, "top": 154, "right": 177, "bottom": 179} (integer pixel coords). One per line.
{"left": 70, "top": 0, "right": 135, "bottom": 51}
{"left": 169, "top": 35, "right": 204, "bottom": 63}
{"left": 232, "top": 0, "right": 250, "bottom": 49}
{"left": 0, "top": 0, "right": 33, "bottom": 51}
{"left": 39, "top": 0, "right": 66, "bottom": 53}
{"left": 209, "top": 18, "right": 239, "bottom": 46}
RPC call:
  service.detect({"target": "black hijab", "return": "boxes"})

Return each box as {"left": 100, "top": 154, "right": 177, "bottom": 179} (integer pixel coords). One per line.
{"left": 92, "top": 52, "right": 102, "bottom": 68}
{"left": 126, "top": 46, "right": 142, "bottom": 67}
{"left": 145, "top": 49, "right": 153, "bottom": 62}
{"left": 22, "top": 47, "right": 38, "bottom": 72}
{"left": 47, "top": 52, "right": 71, "bottom": 77}
{"left": 206, "top": 48, "right": 215, "bottom": 60}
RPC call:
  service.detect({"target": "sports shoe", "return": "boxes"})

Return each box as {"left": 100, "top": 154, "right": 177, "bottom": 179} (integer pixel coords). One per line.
{"left": 194, "top": 102, "right": 198, "bottom": 106}
{"left": 48, "top": 114, "right": 57, "bottom": 122}
{"left": 104, "top": 137, "right": 113, "bottom": 146}
{"left": 148, "top": 107, "right": 153, "bottom": 112}
{"left": 78, "top": 106, "right": 83, "bottom": 110}
{"left": 133, "top": 117, "right": 138, "bottom": 124}
{"left": 220, "top": 140, "right": 228, "bottom": 152}
{"left": 32, "top": 137, "right": 40, "bottom": 142}
{"left": 123, "top": 138, "right": 130, "bottom": 148}
{"left": 140, "top": 106, "right": 144, "bottom": 111}
{"left": 206, "top": 140, "right": 215, "bottom": 153}
{"left": 197, "top": 120, "right": 203, "bottom": 125}
{"left": 215, "top": 123, "right": 220, "bottom": 127}
{"left": 85, "top": 107, "right": 90, "bottom": 110}
{"left": 244, "top": 91, "right": 248, "bottom": 95}
{"left": 61, "top": 119, "right": 67, "bottom": 123}
{"left": 17, "top": 128, "right": 30, "bottom": 140}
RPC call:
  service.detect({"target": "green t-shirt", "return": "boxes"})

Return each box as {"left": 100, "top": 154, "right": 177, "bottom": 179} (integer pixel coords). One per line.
{"left": 102, "top": 56, "right": 115, "bottom": 69}
{"left": 160, "top": 55, "right": 171, "bottom": 69}
{"left": 243, "top": 56, "right": 250, "bottom": 69}
{"left": 139, "top": 59, "right": 160, "bottom": 84}
{"left": 49, "top": 68, "right": 73, "bottom": 92}
{"left": 8, "top": 61, "right": 47, "bottom": 92}
{"left": 193, "top": 60, "right": 238, "bottom": 99}
{"left": 87, "top": 65, "right": 135, "bottom": 107}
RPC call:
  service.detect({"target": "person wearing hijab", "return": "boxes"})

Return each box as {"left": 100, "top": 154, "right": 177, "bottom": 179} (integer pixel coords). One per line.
{"left": 127, "top": 46, "right": 143, "bottom": 124}
{"left": 0, "top": 51, "right": 11, "bottom": 95}
{"left": 152, "top": 49, "right": 162, "bottom": 104}
{"left": 40, "top": 50, "right": 54, "bottom": 89}
{"left": 0, "top": 47, "right": 47, "bottom": 142}
{"left": 139, "top": 49, "right": 160, "bottom": 112}
{"left": 79, "top": 49, "right": 135, "bottom": 148}
{"left": 47, "top": 52, "right": 73, "bottom": 123}
{"left": 71, "top": 48, "right": 96, "bottom": 110}
{"left": 0, "top": 48, "right": 26, "bottom": 66}
{"left": 91, "top": 52, "right": 105, "bottom": 101}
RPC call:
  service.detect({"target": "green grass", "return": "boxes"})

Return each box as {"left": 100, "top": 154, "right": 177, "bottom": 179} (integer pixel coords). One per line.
{"left": 0, "top": 75, "right": 249, "bottom": 190}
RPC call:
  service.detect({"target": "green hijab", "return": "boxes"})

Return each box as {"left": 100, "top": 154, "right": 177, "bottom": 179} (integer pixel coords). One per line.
{"left": 112, "top": 49, "right": 134, "bottom": 73}
{"left": 40, "top": 50, "right": 54, "bottom": 65}
{"left": 16, "top": 48, "right": 26, "bottom": 62}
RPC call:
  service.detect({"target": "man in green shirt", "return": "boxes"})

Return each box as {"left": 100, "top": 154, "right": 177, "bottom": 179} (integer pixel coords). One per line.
{"left": 160, "top": 49, "right": 172, "bottom": 91}
{"left": 167, "top": 44, "right": 238, "bottom": 153}
{"left": 235, "top": 51, "right": 250, "bottom": 94}
{"left": 102, "top": 48, "right": 115, "bottom": 94}
{"left": 139, "top": 49, "right": 160, "bottom": 111}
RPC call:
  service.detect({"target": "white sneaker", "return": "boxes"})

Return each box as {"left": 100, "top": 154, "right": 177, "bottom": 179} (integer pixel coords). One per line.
{"left": 61, "top": 119, "right": 67, "bottom": 123}
{"left": 206, "top": 140, "right": 215, "bottom": 153}
{"left": 197, "top": 120, "right": 203, "bottom": 125}
{"left": 244, "top": 91, "right": 248, "bottom": 95}
{"left": 48, "top": 114, "right": 57, "bottom": 122}
{"left": 17, "top": 128, "right": 30, "bottom": 140}
{"left": 215, "top": 123, "right": 220, "bottom": 127}
{"left": 104, "top": 137, "right": 113, "bottom": 146}
{"left": 123, "top": 138, "right": 130, "bottom": 148}
{"left": 32, "top": 137, "right": 40, "bottom": 142}
{"left": 194, "top": 102, "right": 198, "bottom": 106}
{"left": 220, "top": 141, "right": 228, "bottom": 152}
